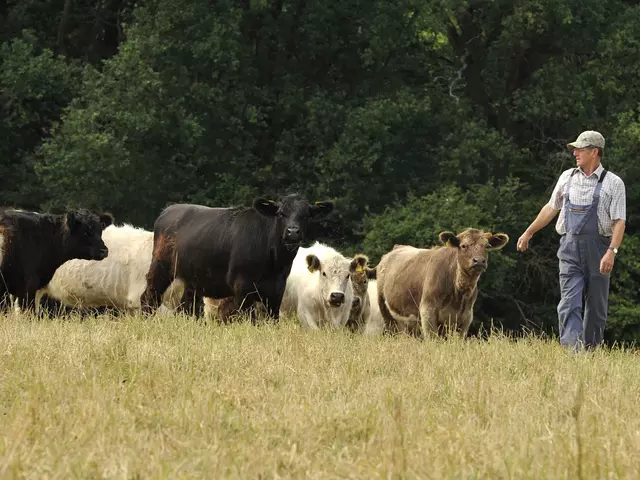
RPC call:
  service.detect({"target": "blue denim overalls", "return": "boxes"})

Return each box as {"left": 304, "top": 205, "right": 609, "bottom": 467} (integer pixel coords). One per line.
{"left": 556, "top": 168, "right": 610, "bottom": 349}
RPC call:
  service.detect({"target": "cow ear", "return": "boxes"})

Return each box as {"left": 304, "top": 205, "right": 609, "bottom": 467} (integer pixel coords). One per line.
{"left": 350, "top": 254, "right": 369, "bottom": 272}
{"left": 65, "top": 211, "right": 78, "bottom": 231}
{"left": 306, "top": 254, "right": 321, "bottom": 273}
{"left": 99, "top": 213, "right": 114, "bottom": 229}
{"left": 366, "top": 267, "right": 377, "bottom": 279}
{"left": 310, "top": 201, "right": 334, "bottom": 218}
{"left": 439, "top": 231, "right": 460, "bottom": 248}
{"left": 488, "top": 233, "right": 509, "bottom": 250}
{"left": 253, "top": 198, "right": 279, "bottom": 217}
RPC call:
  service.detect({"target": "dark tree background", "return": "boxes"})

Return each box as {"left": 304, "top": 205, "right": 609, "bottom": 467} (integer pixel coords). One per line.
{"left": 2, "top": 0, "right": 639, "bottom": 343}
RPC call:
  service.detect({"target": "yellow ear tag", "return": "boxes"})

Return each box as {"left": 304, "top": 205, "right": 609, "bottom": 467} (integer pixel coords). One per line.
{"left": 355, "top": 264, "right": 364, "bottom": 272}
{"left": 446, "top": 240, "right": 452, "bottom": 247}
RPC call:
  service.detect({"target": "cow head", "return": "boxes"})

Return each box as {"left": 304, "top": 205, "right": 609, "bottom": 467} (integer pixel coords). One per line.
{"left": 349, "top": 254, "right": 376, "bottom": 313}
{"left": 305, "top": 253, "right": 356, "bottom": 310}
{"left": 253, "top": 194, "right": 334, "bottom": 249}
{"left": 439, "top": 228, "right": 509, "bottom": 274}
{"left": 63, "top": 209, "right": 114, "bottom": 261}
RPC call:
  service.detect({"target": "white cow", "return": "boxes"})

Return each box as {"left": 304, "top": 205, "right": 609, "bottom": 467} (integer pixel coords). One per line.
{"left": 363, "top": 279, "right": 385, "bottom": 335}
{"left": 35, "top": 223, "right": 184, "bottom": 314}
{"left": 280, "top": 241, "right": 364, "bottom": 329}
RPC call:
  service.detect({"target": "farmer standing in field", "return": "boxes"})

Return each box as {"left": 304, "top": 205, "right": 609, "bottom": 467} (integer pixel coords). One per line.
{"left": 516, "top": 130, "right": 626, "bottom": 350}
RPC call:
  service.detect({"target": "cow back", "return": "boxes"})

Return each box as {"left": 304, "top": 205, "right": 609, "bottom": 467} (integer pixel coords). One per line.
{"left": 155, "top": 204, "right": 294, "bottom": 294}
{"left": 378, "top": 245, "right": 457, "bottom": 320}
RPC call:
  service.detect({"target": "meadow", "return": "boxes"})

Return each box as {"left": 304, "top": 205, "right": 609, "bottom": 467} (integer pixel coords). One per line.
{"left": 1, "top": 312, "right": 639, "bottom": 479}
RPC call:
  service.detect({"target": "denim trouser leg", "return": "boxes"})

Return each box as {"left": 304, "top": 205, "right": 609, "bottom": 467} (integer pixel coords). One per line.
{"left": 557, "top": 238, "right": 585, "bottom": 348}
{"left": 583, "top": 237, "right": 610, "bottom": 348}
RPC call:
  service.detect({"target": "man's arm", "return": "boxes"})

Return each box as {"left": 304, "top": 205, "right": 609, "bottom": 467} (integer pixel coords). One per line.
{"left": 517, "top": 204, "right": 560, "bottom": 252}
{"left": 600, "top": 176, "right": 627, "bottom": 273}
{"left": 609, "top": 219, "right": 625, "bottom": 250}
{"left": 517, "top": 170, "right": 567, "bottom": 252}
{"left": 600, "top": 219, "right": 625, "bottom": 274}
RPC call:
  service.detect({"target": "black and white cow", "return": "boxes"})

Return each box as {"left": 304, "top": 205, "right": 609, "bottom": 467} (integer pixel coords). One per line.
{"left": 0, "top": 208, "right": 113, "bottom": 312}
{"left": 140, "top": 194, "right": 334, "bottom": 321}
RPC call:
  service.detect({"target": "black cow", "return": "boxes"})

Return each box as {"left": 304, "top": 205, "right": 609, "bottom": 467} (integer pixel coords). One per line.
{"left": 140, "top": 194, "right": 334, "bottom": 321}
{"left": 0, "top": 209, "right": 114, "bottom": 312}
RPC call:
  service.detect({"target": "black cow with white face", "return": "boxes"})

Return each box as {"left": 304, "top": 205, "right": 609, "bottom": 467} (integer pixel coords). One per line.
{"left": 140, "top": 194, "right": 334, "bottom": 321}
{"left": 0, "top": 208, "right": 113, "bottom": 312}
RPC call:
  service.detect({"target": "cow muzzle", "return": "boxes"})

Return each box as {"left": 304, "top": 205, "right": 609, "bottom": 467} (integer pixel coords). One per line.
{"left": 471, "top": 258, "right": 487, "bottom": 270}
{"left": 284, "top": 226, "right": 302, "bottom": 243}
{"left": 329, "top": 292, "right": 345, "bottom": 307}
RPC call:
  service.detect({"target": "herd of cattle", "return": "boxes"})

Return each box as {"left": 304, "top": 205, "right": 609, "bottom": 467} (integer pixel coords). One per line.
{"left": 0, "top": 194, "right": 509, "bottom": 337}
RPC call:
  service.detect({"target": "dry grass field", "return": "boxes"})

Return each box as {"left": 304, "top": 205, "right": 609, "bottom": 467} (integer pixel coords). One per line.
{"left": 1, "top": 312, "right": 639, "bottom": 479}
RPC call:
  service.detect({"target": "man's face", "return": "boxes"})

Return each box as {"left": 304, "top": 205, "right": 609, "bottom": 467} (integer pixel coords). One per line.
{"left": 573, "top": 146, "right": 598, "bottom": 168}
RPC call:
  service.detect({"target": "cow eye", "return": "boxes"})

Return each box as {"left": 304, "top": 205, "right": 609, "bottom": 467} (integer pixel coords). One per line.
{"left": 346, "top": 273, "right": 350, "bottom": 279}
{"left": 461, "top": 244, "right": 468, "bottom": 249}
{"left": 276, "top": 211, "right": 285, "bottom": 218}
{"left": 84, "top": 230, "right": 92, "bottom": 237}
{"left": 322, "top": 272, "right": 326, "bottom": 277}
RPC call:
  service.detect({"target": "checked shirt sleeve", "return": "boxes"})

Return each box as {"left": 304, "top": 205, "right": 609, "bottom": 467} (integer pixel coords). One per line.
{"left": 548, "top": 170, "right": 571, "bottom": 211}
{"left": 608, "top": 176, "right": 627, "bottom": 222}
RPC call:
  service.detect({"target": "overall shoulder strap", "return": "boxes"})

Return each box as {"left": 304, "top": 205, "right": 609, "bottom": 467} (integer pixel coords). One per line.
{"left": 565, "top": 168, "right": 579, "bottom": 194}
{"left": 598, "top": 169, "right": 607, "bottom": 183}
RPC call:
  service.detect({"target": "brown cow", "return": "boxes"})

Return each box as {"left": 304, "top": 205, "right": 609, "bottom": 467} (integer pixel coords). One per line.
{"left": 345, "top": 256, "right": 376, "bottom": 332}
{"left": 376, "top": 228, "right": 509, "bottom": 338}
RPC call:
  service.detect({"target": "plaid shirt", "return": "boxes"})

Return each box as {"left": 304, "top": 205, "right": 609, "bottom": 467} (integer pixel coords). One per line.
{"left": 548, "top": 164, "right": 626, "bottom": 236}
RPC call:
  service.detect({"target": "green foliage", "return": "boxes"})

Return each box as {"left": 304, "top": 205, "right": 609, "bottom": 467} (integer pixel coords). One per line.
{"left": 1, "top": 0, "right": 135, "bottom": 63}
{"left": 0, "top": 35, "right": 82, "bottom": 207}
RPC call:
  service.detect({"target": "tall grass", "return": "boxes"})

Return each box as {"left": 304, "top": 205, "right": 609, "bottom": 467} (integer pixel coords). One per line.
{"left": 1, "top": 312, "right": 639, "bottom": 479}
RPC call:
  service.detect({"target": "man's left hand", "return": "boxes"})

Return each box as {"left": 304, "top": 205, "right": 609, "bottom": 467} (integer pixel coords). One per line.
{"left": 600, "top": 250, "right": 615, "bottom": 274}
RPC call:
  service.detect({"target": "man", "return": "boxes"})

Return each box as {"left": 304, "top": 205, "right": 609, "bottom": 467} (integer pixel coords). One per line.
{"left": 516, "top": 130, "right": 626, "bottom": 350}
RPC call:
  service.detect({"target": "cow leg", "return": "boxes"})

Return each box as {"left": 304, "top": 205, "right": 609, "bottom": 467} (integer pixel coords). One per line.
{"left": 217, "top": 295, "right": 258, "bottom": 323}
{"left": 378, "top": 294, "right": 402, "bottom": 335}
{"left": 218, "top": 279, "right": 261, "bottom": 323}
{"left": 297, "top": 306, "right": 320, "bottom": 329}
{"left": 17, "top": 290, "right": 38, "bottom": 315}
{"left": 216, "top": 297, "right": 239, "bottom": 324}
{"left": 263, "top": 296, "right": 282, "bottom": 320}
{"left": 0, "top": 284, "right": 10, "bottom": 313}
{"left": 419, "top": 303, "right": 439, "bottom": 339}
{"left": 262, "top": 277, "right": 287, "bottom": 321}
{"left": 178, "top": 285, "right": 204, "bottom": 317}
{"left": 458, "top": 311, "right": 473, "bottom": 338}
{"left": 202, "top": 297, "right": 221, "bottom": 321}
{"left": 34, "top": 289, "right": 47, "bottom": 316}
{"left": 11, "top": 274, "right": 43, "bottom": 315}
{"left": 140, "top": 258, "right": 173, "bottom": 314}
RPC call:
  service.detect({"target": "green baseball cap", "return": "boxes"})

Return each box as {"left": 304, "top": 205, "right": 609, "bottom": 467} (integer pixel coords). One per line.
{"left": 567, "top": 130, "right": 605, "bottom": 150}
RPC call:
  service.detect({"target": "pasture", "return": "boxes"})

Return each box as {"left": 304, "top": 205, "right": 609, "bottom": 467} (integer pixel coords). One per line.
{"left": 1, "top": 312, "right": 639, "bottom": 479}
